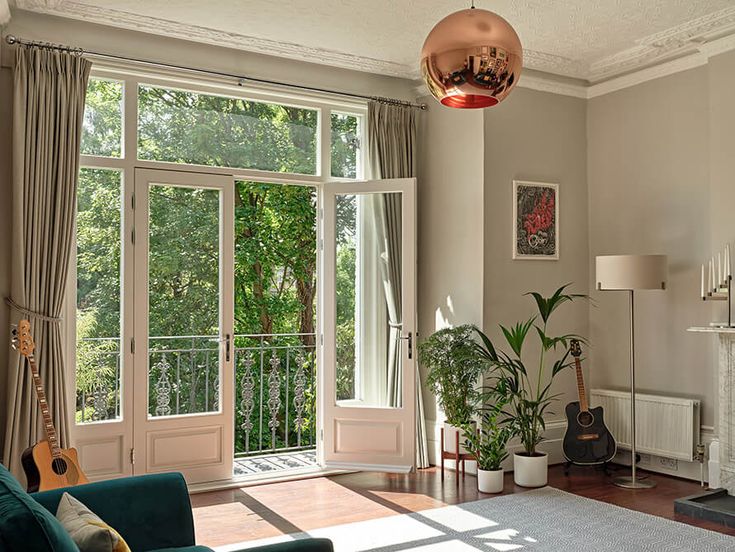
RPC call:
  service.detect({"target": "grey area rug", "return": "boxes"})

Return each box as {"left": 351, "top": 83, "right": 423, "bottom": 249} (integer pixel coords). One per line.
{"left": 217, "top": 487, "right": 735, "bottom": 552}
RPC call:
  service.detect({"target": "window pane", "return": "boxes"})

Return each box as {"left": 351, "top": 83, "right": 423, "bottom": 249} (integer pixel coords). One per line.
{"left": 81, "top": 79, "right": 123, "bottom": 158}
{"left": 331, "top": 113, "right": 359, "bottom": 179}
{"left": 138, "top": 85, "right": 318, "bottom": 174}
{"left": 148, "top": 184, "right": 221, "bottom": 417}
{"left": 76, "top": 168, "right": 122, "bottom": 423}
{"left": 335, "top": 192, "right": 402, "bottom": 407}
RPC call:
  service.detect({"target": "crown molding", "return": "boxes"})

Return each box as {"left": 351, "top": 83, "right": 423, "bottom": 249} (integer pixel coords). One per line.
{"left": 517, "top": 74, "right": 587, "bottom": 99}
{"left": 587, "top": 6, "right": 735, "bottom": 82}
{"left": 11, "top": 0, "right": 412, "bottom": 77}
{"left": 587, "top": 53, "right": 707, "bottom": 99}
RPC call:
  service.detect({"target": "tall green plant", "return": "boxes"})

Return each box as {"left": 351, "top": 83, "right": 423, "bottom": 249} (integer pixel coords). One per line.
{"left": 476, "top": 284, "right": 586, "bottom": 456}
{"left": 418, "top": 325, "right": 486, "bottom": 426}
{"left": 461, "top": 384, "right": 517, "bottom": 470}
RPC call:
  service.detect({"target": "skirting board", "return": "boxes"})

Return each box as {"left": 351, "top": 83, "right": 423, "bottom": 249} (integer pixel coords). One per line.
{"left": 426, "top": 419, "right": 714, "bottom": 482}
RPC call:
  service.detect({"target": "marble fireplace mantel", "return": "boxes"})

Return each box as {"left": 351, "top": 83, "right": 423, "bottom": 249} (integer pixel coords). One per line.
{"left": 688, "top": 326, "right": 735, "bottom": 494}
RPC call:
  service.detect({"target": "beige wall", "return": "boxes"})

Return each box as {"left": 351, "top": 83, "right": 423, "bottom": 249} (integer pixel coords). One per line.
{"left": 483, "top": 88, "right": 590, "bottom": 429}
{"left": 415, "top": 97, "right": 484, "bottom": 461}
{"left": 587, "top": 66, "right": 715, "bottom": 427}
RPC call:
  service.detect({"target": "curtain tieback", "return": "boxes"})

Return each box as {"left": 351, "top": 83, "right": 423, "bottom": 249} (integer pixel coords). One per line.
{"left": 388, "top": 322, "right": 403, "bottom": 329}
{"left": 5, "top": 297, "right": 62, "bottom": 323}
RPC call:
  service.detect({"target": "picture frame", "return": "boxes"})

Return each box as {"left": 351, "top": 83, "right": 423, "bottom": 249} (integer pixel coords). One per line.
{"left": 512, "top": 180, "right": 559, "bottom": 260}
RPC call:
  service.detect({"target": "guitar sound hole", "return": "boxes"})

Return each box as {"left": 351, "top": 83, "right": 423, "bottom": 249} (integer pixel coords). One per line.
{"left": 51, "top": 458, "right": 68, "bottom": 475}
{"left": 577, "top": 411, "right": 594, "bottom": 428}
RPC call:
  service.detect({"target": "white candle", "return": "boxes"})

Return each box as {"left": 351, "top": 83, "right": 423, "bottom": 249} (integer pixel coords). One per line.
{"left": 711, "top": 259, "right": 715, "bottom": 292}
{"left": 727, "top": 244, "right": 731, "bottom": 279}
{"left": 701, "top": 263, "right": 705, "bottom": 298}
{"left": 719, "top": 252, "right": 723, "bottom": 285}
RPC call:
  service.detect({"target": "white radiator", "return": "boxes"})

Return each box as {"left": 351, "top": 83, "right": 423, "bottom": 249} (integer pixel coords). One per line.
{"left": 590, "top": 389, "right": 700, "bottom": 462}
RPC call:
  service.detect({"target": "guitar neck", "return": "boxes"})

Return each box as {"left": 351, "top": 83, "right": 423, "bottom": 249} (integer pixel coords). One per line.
{"left": 574, "top": 357, "right": 589, "bottom": 412}
{"left": 26, "top": 354, "right": 61, "bottom": 458}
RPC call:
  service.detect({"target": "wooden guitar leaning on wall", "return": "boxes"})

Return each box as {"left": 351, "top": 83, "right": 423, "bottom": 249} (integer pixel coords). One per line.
{"left": 562, "top": 339, "right": 617, "bottom": 469}
{"left": 12, "top": 319, "right": 89, "bottom": 492}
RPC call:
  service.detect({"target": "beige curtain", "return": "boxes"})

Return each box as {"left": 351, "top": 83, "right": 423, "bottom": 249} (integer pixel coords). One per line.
{"left": 3, "top": 47, "right": 91, "bottom": 480}
{"left": 367, "top": 101, "right": 429, "bottom": 469}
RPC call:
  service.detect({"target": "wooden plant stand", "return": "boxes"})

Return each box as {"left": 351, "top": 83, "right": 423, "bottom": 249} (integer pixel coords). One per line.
{"left": 440, "top": 426, "right": 476, "bottom": 485}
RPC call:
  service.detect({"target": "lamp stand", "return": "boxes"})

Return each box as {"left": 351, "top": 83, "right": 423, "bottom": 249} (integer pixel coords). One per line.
{"left": 613, "top": 290, "right": 656, "bottom": 489}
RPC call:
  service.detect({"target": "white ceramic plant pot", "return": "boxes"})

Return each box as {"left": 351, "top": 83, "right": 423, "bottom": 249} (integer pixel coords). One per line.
{"left": 513, "top": 452, "right": 548, "bottom": 488}
{"left": 477, "top": 468, "right": 504, "bottom": 494}
{"left": 443, "top": 421, "right": 475, "bottom": 455}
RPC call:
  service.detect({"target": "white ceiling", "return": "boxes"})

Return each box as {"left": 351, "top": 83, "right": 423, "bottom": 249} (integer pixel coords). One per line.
{"left": 10, "top": 0, "right": 735, "bottom": 83}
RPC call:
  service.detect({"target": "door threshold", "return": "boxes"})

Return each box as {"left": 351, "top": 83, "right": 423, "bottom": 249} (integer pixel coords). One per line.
{"left": 187, "top": 465, "right": 350, "bottom": 494}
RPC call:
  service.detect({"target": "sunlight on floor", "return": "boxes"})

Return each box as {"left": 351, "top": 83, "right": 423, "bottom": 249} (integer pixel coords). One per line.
{"left": 214, "top": 503, "right": 538, "bottom": 551}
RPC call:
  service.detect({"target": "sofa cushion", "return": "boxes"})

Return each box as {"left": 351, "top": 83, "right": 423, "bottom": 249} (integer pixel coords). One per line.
{"left": 56, "top": 492, "right": 130, "bottom": 552}
{"left": 0, "top": 464, "right": 79, "bottom": 551}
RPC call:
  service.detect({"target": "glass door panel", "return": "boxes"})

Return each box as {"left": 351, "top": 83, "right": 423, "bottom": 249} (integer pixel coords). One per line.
{"left": 147, "top": 184, "right": 221, "bottom": 418}
{"left": 134, "top": 168, "right": 234, "bottom": 484}
{"left": 335, "top": 192, "right": 403, "bottom": 408}
{"left": 320, "top": 179, "right": 416, "bottom": 472}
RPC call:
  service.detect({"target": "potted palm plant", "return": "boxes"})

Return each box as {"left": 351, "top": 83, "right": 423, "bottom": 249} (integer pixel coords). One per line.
{"left": 476, "top": 284, "right": 586, "bottom": 487}
{"left": 461, "top": 385, "right": 517, "bottom": 493}
{"left": 418, "top": 325, "right": 486, "bottom": 455}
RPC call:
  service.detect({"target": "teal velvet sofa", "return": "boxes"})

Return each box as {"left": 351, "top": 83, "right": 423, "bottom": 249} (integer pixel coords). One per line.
{"left": 0, "top": 464, "right": 332, "bottom": 552}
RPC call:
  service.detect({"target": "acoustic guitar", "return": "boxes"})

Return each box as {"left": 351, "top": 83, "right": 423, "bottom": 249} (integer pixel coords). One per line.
{"left": 12, "top": 319, "right": 89, "bottom": 492}
{"left": 562, "top": 339, "right": 617, "bottom": 466}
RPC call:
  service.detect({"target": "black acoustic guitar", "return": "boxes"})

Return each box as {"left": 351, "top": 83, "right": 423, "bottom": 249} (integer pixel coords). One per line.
{"left": 562, "top": 339, "right": 616, "bottom": 465}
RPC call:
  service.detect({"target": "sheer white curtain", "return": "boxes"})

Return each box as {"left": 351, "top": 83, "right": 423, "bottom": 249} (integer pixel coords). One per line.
{"left": 367, "top": 101, "right": 428, "bottom": 468}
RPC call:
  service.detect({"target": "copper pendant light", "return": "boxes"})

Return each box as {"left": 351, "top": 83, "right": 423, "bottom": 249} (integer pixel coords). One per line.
{"left": 421, "top": 3, "right": 523, "bottom": 109}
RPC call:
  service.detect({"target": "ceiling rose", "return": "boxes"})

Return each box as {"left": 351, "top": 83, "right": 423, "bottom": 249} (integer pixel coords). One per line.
{"left": 421, "top": 5, "right": 523, "bottom": 109}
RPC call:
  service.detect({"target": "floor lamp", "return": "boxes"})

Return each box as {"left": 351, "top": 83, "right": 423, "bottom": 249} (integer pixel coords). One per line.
{"left": 596, "top": 254, "right": 668, "bottom": 489}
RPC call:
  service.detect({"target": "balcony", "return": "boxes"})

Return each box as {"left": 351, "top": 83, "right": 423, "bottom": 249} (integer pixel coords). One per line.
{"left": 76, "top": 333, "right": 317, "bottom": 474}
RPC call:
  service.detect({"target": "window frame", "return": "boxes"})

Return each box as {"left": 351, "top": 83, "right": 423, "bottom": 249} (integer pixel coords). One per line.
{"left": 69, "top": 63, "right": 368, "bottom": 428}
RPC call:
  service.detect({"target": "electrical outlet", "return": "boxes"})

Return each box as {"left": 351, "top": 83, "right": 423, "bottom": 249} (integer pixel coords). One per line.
{"left": 659, "top": 457, "right": 678, "bottom": 470}
{"left": 638, "top": 453, "right": 651, "bottom": 465}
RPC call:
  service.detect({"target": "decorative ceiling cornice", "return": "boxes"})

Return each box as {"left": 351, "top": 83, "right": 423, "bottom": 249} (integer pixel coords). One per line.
{"left": 9, "top": 0, "right": 735, "bottom": 87}
{"left": 587, "top": 5, "right": 735, "bottom": 82}
{"left": 12, "top": 0, "right": 411, "bottom": 76}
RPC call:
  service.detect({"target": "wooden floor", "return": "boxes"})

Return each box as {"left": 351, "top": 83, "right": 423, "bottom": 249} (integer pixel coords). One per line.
{"left": 190, "top": 464, "right": 735, "bottom": 548}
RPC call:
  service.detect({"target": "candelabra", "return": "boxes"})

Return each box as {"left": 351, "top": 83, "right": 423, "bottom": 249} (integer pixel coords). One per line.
{"left": 702, "top": 244, "right": 733, "bottom": 327}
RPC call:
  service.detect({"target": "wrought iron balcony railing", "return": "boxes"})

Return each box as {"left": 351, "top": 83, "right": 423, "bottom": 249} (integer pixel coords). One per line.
{"left": 76, "top": 333, "right": 317, "bottom": 457}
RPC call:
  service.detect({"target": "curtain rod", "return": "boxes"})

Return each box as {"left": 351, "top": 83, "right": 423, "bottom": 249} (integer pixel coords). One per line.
{"left": 4, "top": 34, "right": 427, "bottom": 110}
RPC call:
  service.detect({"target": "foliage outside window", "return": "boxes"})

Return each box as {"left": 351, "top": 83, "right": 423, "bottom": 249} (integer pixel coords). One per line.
{"left": 81, "top": 78, "right": 123, "bottom": 158}
{"left": 138, "top": 85, "right": 318, "bottom": 174}
{"left": 331, "top": 113, "right": 359, "bottom": 179}
{"left": 76, "top": 168, "right": 122, "bottom": 422}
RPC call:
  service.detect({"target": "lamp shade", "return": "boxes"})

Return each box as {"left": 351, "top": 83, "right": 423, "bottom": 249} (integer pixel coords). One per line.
{"left": 596, "top": 255, "right": 668, "bottom": 291}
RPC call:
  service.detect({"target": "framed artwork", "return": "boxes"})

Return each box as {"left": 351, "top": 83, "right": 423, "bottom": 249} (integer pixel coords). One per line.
{"left": 513, "top": 180, "right": 559, "bottom": 260}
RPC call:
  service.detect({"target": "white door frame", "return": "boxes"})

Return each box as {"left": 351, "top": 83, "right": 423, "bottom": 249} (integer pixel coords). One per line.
{"left": 318, "top": 178, "right": 417, "bottom": 472}
{"left": 133, "top": 168, "right": 235, "bottom": 484}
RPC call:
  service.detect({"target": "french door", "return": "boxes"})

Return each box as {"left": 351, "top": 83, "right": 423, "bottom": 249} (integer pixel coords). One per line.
{"left": 132, "top": 168, "right": 234, "bottom": 483}
{"left": 319, "top": 178, "right": 417, "bottom": 472}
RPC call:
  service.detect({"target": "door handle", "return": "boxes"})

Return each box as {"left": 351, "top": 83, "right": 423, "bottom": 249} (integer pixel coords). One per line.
{"left": 224, "top": 333, "right": 231, "bottom": 363}
{"left": 400, "top": 331, "right": 413, "bottom": 360}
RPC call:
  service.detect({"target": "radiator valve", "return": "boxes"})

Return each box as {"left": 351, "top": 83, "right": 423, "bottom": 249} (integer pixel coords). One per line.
{"left": 695, "top": 443, "right": 706, "bottom": 463}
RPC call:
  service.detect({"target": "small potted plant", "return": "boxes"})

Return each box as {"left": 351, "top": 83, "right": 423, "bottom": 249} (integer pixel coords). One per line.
{"left": 419, "top": 324, "right": 486, "bottom": 455}
{"left": 461, "top": 385, "right": 517, "bottom": 493}
{"left": 476, "top": 284, "right": 586, "bottom": 487}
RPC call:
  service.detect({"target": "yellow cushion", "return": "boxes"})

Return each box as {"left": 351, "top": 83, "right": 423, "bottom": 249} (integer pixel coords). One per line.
{"left": 55, "top": 492, "right": 131, "bottom": 552}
